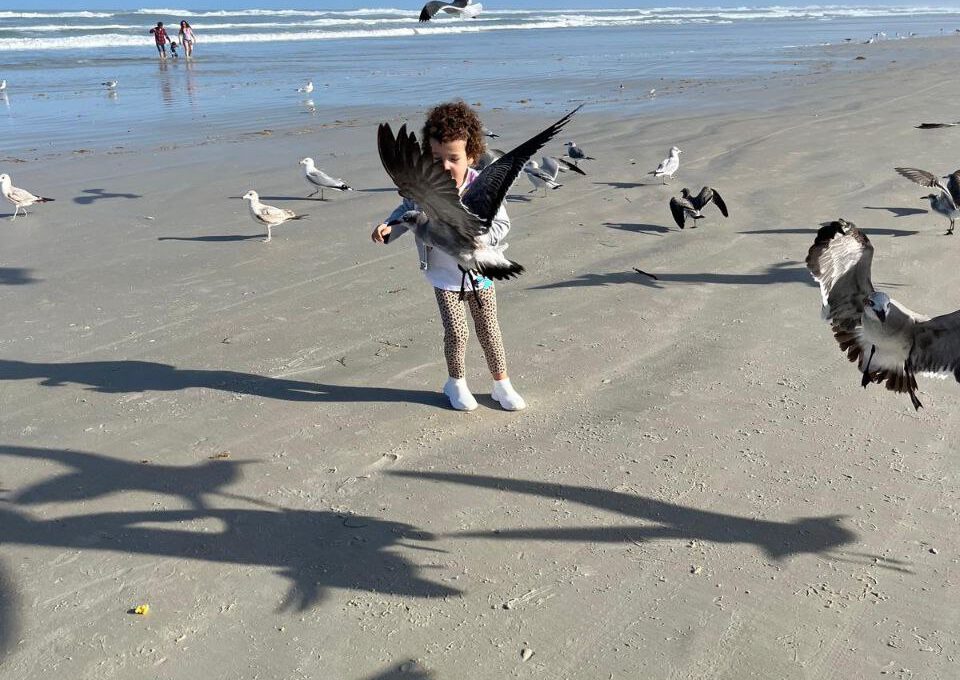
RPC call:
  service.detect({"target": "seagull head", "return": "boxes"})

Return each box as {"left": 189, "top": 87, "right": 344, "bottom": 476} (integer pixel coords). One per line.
{"left": 0, "top": 173, "right": 9, "bottom": 186}
{"left": 564, "top": 141, "right": 575, "bottom": 147}
{"left": 242, "top": 190, "right": 258, "bottom": 202}
{"left": 680, "top": 188, "right": 691, "bottom": 198}
{"left": 671, "top": 146, "right": 682, "bottom": 155}
{"left": 299, "top": 157, "right": 314, "bottom": 168}
{"left": 386, "top": 210, "right": 426, "bottom": 228}
{"left": 864, "top": 291, "right": 891, "bottom": 323}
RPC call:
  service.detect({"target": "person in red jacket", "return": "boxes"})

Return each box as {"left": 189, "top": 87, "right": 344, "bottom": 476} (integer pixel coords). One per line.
{"left": 149, "top": 21, "right": 169, "bottom": 60}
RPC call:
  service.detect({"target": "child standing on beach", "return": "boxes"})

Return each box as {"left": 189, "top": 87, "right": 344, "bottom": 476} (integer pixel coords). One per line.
{"left": 149, "top": 22, "right": 169, "bottom": 59}
{"left": 371, "top": 101, "right": 526, "bottom": 412}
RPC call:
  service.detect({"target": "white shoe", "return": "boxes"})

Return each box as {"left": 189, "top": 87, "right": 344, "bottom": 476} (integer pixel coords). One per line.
{"left": 491, "top": 378, "right": 526, "bottom": 411}
{"left": 443, "top": 377, "right": 478, "bottom": 411}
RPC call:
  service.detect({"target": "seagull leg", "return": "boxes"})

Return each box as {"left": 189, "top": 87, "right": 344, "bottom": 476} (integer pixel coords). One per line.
{"left": 458, "top": 268, "right": 468, "bottom": 302}
{"left": 263, "top": 224, "right": 272, "bottom": 243}
{"left": 948, "top": 218, "right": 955, "bottom": 235}
{"left": 861, "top": 345, "right": 877, "bottom": 388}
{"left": 10, "top": 205, "right": 19, "bottom": 221}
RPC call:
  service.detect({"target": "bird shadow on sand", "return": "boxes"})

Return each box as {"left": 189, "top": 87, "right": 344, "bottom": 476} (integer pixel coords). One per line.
{"left": 592, "top": 181, "right": 650, "bottom": 189}
{"left": 531, "top": 261, "right": 816, "bottom": 291}
{"left": 505, "top": 194, "right": 534, "bottom": 203}
{"left": 0, "top": 358, "right": 450, "bottom": 408}
{"left": 0, "top": 267, "right": 40, "bottom": 285}
{"left": 357, "top": 662, "right": 435, "bottom": 680}
{"left": 739, "top": 227, "right": 919, "bottom": 238}
{"left": 226, "top": 194, "right": 304, "bottom": 202}
{"left": 388, "top": 471, "right": 906, "bottom": 567}
{"left": 0, "top": 445, "right": 460, "bottom": 612}
{"left": 158, "top": 235, "right": 263, "bottom": 242}
{"left": 862, "top": 206, "right": 928, "bottom": 218}
{"left": 603, "top": 221, "right": 672, "bottom": 235}
{"left": 73, "top": 188, "right": 142, "bottom": 205}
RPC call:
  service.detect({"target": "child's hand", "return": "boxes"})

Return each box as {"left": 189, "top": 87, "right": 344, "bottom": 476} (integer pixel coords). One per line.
{"left": 371, "top": 223, "right": 391, "bottom": 243}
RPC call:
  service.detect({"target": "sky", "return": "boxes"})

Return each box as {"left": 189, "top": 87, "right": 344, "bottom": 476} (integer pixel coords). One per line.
{"left": 8, "top": 1, "right": 957, "bottom": 10}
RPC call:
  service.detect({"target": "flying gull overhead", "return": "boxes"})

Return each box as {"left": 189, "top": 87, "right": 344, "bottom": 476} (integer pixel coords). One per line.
{"left": 523, "top": 157, "right": 563, "bottom": 195}
{"left": 299, "top": 157, "right": 352, "bottom": 200}
{"left": 241, "top": 190, "right": 305, "bottom": 242}
{"left": 419, "top": 0, "right": 483, "bottom": 22}
{"left": 377, "top": 106, "right": 580, "bottom": 298}
{"left": 0, "top": 173, "right": 54, "bottom": 221}
{"left": 668, "top": 186, "right": 728, "bottom": 229}
{"left": 649, "top": 146, "right": 681, "bottom": 183}
{"left": 895, "top": 166, "right": 960, "bottom": 234}
{"left": 806, "top": 218, "right": 960, "bottom": 410}
{"left": 297, "top": 80, "right": 314, "bottom": 94}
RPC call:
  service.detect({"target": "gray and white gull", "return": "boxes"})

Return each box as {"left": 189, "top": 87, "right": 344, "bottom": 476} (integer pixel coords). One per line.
{"left": 299, "top": 157, "right": 352, "bottom": 200}
{"left": 242, "top": 190, "right": 306, "bottom": 242}
{"left": 378, "top": 106, "right": 580, "bottom": 297}
{"left": 895, "top": 166, "right": 960, "bottom": 234}
{"left": 806, "top": 218, "right": 960, "bottom": 409}
{"left": 649, "top": 146, "right": 681, "bottom": 183}
{"left": 1, "top": 173, "right": 54, "bottom": 221}
{"left": 419, "top": 0, "right": 483, "bottom": 22}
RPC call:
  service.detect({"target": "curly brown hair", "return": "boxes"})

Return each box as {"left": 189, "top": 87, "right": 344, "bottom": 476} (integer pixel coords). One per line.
{"left": 421, "top": 100, "right": 486, "bottom": 160}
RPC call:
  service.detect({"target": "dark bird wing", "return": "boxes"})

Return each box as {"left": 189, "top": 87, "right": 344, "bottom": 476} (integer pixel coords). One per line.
{"left": 916, "top": 122, "right": 960, "bottom": 129}
{"left": 805, "top": 219, "right": 875, "bottom": 365}
{"left": 419, "top": 1, "right": 448, "bottom": 22}
{"left": 910, "top": 310, "right": 960, "bottom": 381}
{"left": 946, "top": 170, "right": 960, "bottom": 205}
{"left": 895, "top": 166, "right": 951, "bottom": 201}
{"left": 557, "top": 157, "right": 587, "bottom": 176}
{"left": 693, "top": 186, "right": 729, "bottom": 216}
{"left": 669, "top": 196, "right": 688, "bottom": 229}
{"left": 460, "top": 105, "right": 581, "bottom": 221}
{"left": 377, "top": 122, "right": 487, "bottom": 248}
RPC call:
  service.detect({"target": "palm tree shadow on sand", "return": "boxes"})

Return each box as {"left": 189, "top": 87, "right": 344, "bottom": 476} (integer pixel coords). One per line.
{"left": 389, "top": 471, "right": 908, "bottom": 570}
{"left": 0, "top": 359, "right": 448, "bottom": 408}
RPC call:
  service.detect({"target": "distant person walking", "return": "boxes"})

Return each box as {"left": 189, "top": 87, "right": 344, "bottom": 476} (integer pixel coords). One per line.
{"left": 179, "top": 21, "right": 196, "bottom": 59}
{"left": 149, "top": 21, "right": 169, "bottom": 60}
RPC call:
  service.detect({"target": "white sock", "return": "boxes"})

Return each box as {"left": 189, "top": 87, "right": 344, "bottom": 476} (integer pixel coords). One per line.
{"left": 443, "top": 377, "right": 478, "bottom": 412}
{"left": 491, "top": 378, "right": 526, "bottom": 411}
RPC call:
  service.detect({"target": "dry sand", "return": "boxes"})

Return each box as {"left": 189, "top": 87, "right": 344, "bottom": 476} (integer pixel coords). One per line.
{"left": 1, "top": 38, "right": 959, "bottom": 680}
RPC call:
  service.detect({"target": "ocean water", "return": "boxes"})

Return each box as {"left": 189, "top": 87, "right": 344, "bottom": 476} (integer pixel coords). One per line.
{"left": 1, "top": 5, "right": 959, "bottom": 155}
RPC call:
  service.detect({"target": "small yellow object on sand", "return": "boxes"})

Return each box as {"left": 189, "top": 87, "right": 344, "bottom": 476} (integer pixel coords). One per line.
{"left": 134, "top": 604, "right": 150, "bottom": 615}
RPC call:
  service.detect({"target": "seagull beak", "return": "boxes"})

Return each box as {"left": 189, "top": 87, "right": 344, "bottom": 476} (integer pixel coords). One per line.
{"left": 876, "top": 309, "right": 886, "bottom": 322}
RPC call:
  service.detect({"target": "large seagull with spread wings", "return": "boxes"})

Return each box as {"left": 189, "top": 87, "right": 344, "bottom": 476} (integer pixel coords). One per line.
{"left": 377, "top": 106, "right": 580, "bottom": 297}
{"left": 806, "top": 218, "right": 960, "bottom": 409}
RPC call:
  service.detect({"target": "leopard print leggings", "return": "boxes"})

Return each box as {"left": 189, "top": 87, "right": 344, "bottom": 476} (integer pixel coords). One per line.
{"left": 434, "top": 287, "right": 508, "bottom": 379}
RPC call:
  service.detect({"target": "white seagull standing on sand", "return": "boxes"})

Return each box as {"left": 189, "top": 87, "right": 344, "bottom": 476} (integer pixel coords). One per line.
{"left": 419, "top": 0, "right": 483, "bottom": 22}
{"left": 299, "top": 157, "right": 352, "bottom": 200}
{"left": 650, "top": 146, "right": 681, "bottom": 183}
{"left": 0, "top": 173, "right": 54, "bottom": 221}
{"left": 297, "top": 80, "right": 314, "bottom": 94}
{"left": 242, "top": 190, "right": 305, "bottom": 243}
{"left": 807, "top": 218, "right": 960, "bottom": 410}
{"left": 523, "top": 157, "right": 563, "bottom": 195}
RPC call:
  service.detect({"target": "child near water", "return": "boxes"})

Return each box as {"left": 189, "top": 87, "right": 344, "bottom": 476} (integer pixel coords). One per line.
{"left": 371, "top": 101, "right": 526, "bottom": 412}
